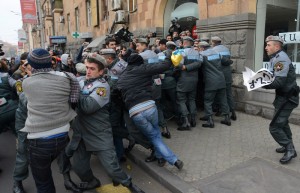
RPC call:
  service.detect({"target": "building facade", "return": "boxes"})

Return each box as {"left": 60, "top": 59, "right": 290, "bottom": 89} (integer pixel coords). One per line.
{"left": 35, "top": 0, "right": 300, "bottom": 124}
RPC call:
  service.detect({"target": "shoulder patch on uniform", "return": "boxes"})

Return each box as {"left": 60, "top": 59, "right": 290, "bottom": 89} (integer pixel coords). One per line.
{"left": 99, "top": 78, "right": 107, "bottom": 83}
{"left": 274, "top": 62, "right": 284, "bottom": 72}
{"left": 96, "top": 87, "right": 106, "bottom": 97}
{"left": 15, "top": 81, "right": 23, "bottom": 93}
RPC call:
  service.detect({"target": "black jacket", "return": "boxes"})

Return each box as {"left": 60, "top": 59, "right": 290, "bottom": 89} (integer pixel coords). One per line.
{"left": 117, "top": 54, "right": 172, "bottom": 110}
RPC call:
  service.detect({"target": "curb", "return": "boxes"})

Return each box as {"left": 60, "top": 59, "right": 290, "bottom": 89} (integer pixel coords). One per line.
{"left": 128, "top": 148, "right": 201, "bottom": 193}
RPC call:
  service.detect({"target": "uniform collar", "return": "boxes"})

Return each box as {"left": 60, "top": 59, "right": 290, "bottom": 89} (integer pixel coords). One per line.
{"left": 84, "top": 76, "right": 102, "bottom": 85}
{"left": 269, "top": 49, "right": 282, "bottom": 59}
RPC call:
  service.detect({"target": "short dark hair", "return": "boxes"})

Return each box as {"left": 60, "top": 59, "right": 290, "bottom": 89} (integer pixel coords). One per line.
{"left": 159, "top": 39, "right": 168, "bottom": 45}
{"left": 105, "top": 38, "right": 116, "bottom": 46}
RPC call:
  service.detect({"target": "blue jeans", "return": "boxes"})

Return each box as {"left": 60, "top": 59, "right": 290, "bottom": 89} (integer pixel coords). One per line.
{"left": 132, "top": 106, "right": 178, "bottom": 165}
{"left": 28, "top": 135, "right": 69, "bottom": 193}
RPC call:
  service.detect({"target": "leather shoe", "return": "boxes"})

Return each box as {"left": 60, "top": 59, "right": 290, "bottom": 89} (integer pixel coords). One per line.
{"left": 231, "top": 111, "right": 237, "bottom": 121}
{"left": 78, "top": 178, "right": 101, "bottom": 190}
{"left": 174, "top": 160, "right": 184, "bottom": 170}
{"left": 157, "top": 158, "right": 166, "bottom": 167}
{"left": 161, "top": 131, "right": 171, "bottom": 139}
{"left": 276, "top": 146, "right": 286, "bottom": 153}
{"left": 127, "top": 183, "right": 145, "bottom": 193}
{"left": 63, "top": 173, "right": 82, "bottom": 193}
{"left": 13, "top": 181, "right": 26, "bottom": 193}
{"left": 145, "top": 151, "right": 157, "bottom": 162}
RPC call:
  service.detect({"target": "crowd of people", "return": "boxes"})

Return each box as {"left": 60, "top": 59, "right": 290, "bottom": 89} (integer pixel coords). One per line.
{"left": 0, "top": 29, "right": 298, "bottom": 193}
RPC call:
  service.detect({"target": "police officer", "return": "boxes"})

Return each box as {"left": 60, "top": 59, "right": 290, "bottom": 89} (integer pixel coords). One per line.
{"left": 157, "top": 41, "right": 178, "bottom": 138}
{"left": 199, "top": 41, "right": 231, "bottom": 128}
{"left": 0, "top": 60, "right": 18, "bottom": 133}
{"left": 211, "top": 36, "right": 236, "bottom": 120}
{"left": 12, "top": 63, "right": 30, "bottom": 193}
{"left": 100, "top": 48, "right": 129, "bottom": 162}
{"left": 176, "top": 36, "right": 202, "bottom": 130}
{"left": 264, "top": 35, "right": 299, "bottom": 164}
{"left": 68, "top": 53, "right": 144, "bottom": 192}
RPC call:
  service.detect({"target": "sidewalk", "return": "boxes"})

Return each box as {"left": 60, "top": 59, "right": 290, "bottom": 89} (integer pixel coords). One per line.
{"left": 129, "top": 111, "right": 300, "bottom": 193}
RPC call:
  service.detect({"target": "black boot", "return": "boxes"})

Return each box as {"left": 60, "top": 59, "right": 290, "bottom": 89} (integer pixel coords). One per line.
{"left": 221, "top": 115, "right": 231, "bottom": 126}
{"left": 161, "top": 126, "right": 171, "bottom": 139}
{"left": 199, "top": 116, "right": 208, "bottom": 121}
{"left": 190, "top": 114, "right": 196, "bottom": 127}
{"left": 202, "top": 116, "right": 214, "bottom": 128}
{"left": 276, "top": 146, "right": 286, "bottom": 153}
{"left": 157, "top": 158, "right": 167, "bottom": 167}
{"left": 127, "top": 183, "right": 145, "bottom": 193}
{"left": 280, "top": 142, "right": 297, "bottom": 164}
{"left": 13, "top": 180, "right": 26, "bottom": 193}
{"left": 78, "top": 177, "right": 101, "bottom": 191}
{"left": 231, "top": 111, "right": 237, "bottom": 121}
{"left": 174, "top": 159, "right": 184, "bottom": 170}
{"left": 63, "top": 172, "right": 82, "bottom": 193}
{"left": 215, "top": 110, "right": 222, "bottom": 117}
{"left": 125, "top": 138, "right": 136, "bottom": 154}
{"left": 177, "top": 117, "right": 191, "bottom": 131}
{"left": 145, "top": 149, "right": 157, "bottom": 162}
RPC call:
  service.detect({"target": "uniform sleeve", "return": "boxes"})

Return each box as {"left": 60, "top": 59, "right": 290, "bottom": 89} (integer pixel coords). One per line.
{"left": 264, "top": 76, "right": 286, "bottom": 89}
{"left": 8, "top": 76, "right": 17, "bottom": 88}
{"left": 78, "top": 86, "right": 110, "bottom": 114}
{"left": 186, "top": 61, "right": 202, "bottom": 71}
{"left": 15, "top": 93, "right": 28, "bottom": 131}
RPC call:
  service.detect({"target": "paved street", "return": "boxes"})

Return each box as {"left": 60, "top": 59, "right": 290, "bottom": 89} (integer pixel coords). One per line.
{"left": 130, "top": 111, "right": 300, "bottom": 193}
{"left": 2, "top": 111, "right": 300, "bottom": 193}
{"left": 0, "top": 131, "right": 171, "bottom": 193}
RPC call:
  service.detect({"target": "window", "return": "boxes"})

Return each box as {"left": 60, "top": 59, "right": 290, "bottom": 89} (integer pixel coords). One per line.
{"left": 86, "top": 0, "right": 92, "bottom": 27}
{"left": 127, "top": 0, "right": 137, "bottom": 12}
{"left": 75, "top": 7, "right": 80, "bottom": 31}
{"left": 67, "top": 13, "right": 70, "bottom": 33}
{"left": 256, "top": 0, "right": 300, "bottom": 83}
{"left": 101, "top": 0, "right": 109, "bottom": 20}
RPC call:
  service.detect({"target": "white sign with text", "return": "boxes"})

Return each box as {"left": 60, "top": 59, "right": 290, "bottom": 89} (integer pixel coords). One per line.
{"left": 243, "top": 67, "right": 274, "bottom": 91}
{"left": 279, "top": 32, "right": 300, "bottom": 44}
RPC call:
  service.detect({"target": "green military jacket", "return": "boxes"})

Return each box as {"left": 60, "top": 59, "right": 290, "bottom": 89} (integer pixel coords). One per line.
{"left": 201, "top": 48, "right": 226, "bottom": 91}
{"left": 176, "top": 47, "right": 202, "bottom": 92}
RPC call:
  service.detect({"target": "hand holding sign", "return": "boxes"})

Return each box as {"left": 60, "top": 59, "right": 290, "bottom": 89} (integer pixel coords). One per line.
{"left": 243, "top": 67, "right": 274, "bottom": 91}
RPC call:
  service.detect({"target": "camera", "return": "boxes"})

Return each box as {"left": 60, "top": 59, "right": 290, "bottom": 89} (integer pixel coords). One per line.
{"left": 0, "top": 43, "right": 4, "bottom": 56}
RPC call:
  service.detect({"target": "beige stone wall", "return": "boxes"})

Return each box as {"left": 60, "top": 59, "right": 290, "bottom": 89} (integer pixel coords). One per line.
{"left": 199, "top": 0, "right": 256, "bottom": 19}
{"left": 55, "top": 0, "right": 168, "bottom": 45}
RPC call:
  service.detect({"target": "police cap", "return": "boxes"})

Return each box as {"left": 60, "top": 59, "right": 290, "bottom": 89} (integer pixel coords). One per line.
{"left": 182, "top": 36, "right": 194, "bottom": 42}
{"left": 86, "top": 53, "right": 107, "bottom": 67}
{"left": 166, "top": 41, "right": 176, "bottom": 47}
{"left": 75, "top": 62, "right": 86, "bottom": 74}
{"left": 199, "top": 41, "right": 210, "bottom": 47}
{"left": 136, "top": 38, "right": 148, "bottom": 44}
{"left": 100, "top": 48, "right": 116, "bottom": 55}
{"left": 265, "top": 35, "right": 284, "bottom": 44}
{"left": 211, "top": 36, "right": 222, "bottom": 42}
{"left": 200, "top": 37, "right": 210, "bottom": 41}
